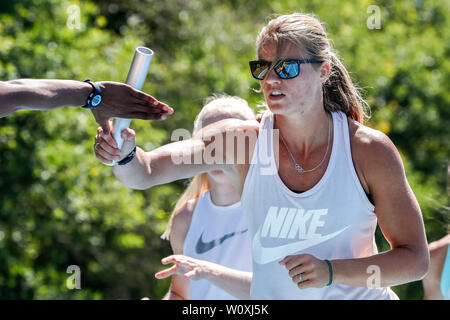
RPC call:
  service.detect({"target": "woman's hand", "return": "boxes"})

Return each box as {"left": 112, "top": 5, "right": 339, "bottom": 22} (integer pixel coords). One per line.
{"left": 155, "top": 255, "right": 211, "bottom": 281}
{"left": 93, "top": 124, "right": 136, "bottom": 165}
{"left": 279, "top": 254, "right": 331, "bottom": 289}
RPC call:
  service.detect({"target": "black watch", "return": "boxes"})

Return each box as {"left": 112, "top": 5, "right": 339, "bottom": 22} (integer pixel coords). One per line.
{"left": 82, "top": 79, "right": 103, "bottom": 109}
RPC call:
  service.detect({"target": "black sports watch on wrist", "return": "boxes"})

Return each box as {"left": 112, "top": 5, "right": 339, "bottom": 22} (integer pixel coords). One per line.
{"left": 82, "top": 79, "right": 103, "bottom": 109}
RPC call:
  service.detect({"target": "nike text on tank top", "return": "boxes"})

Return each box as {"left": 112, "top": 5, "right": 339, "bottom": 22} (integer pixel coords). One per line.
{"left": 183, "top": 191, "right": 253, "bottom": 300}
{"left": 241, "top": 110, "right": 399, "bottom": 300}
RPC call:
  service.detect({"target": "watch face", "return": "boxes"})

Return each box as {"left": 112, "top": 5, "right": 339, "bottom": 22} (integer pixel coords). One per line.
{"left": 92, "top": 95, "right": 102, "bottom": 107}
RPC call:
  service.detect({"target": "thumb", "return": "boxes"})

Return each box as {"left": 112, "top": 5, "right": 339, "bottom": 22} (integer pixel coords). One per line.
{"left": 121, "top": 128, "right": 136, "bottom": 153}
{"left": 184, "top": 269, "right": 198, "bottom": 278}
{"left": 103, "top": 120, "right": 113, "bottom": 136}
{"left": 98, "top": 120, "right": 108, "bottom": 135}
{"left": 97, "top": 118, "right": 113, "bottom": 135}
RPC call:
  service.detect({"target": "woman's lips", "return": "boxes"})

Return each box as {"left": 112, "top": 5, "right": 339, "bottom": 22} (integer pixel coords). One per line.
{"left": 268, "top": 93, "right": 285, "bottom": 101}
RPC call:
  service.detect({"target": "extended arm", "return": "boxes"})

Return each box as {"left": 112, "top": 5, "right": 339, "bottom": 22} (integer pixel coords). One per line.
{"left": 0, "top": 79, "right": 172, "bottom": 133}
{"left": 0, "top": 79, "right": 92, "bottom": 116}
{"left": 329, "top": 127, "right": 429, "bottom": 287}
{"left": 94, "top": 118, "right": 259, "bottom": 190}
{"left": 155, "top": 199, "right": 252, "bottom": 300}
{"left": 281, "top": 124, "right": 430, "bottom": 290}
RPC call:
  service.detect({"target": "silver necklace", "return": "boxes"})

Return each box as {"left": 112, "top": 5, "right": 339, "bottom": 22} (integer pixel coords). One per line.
{"left": 278, "top": 113, "right": 331, "bottom": 174}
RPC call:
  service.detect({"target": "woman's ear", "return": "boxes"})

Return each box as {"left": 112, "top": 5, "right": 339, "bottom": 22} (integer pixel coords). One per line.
{"left": 320, "top": 62, "right": 331, "bottom": 84}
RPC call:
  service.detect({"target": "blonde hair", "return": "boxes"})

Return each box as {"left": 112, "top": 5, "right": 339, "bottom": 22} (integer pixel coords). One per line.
{"left": 161, "top": 94, "right": 255, "bottom": 240}
{"left": 256, "top": 12, "right": 370, "bottom": 123}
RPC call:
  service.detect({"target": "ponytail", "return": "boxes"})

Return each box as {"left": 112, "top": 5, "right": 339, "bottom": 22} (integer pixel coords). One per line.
{"left": 323, "top": 52, "right": 368, "bottom": 123}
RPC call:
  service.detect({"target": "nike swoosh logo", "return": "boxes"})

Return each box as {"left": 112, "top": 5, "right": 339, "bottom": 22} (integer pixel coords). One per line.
{"left": 195, "top": 229, "right": 248, "bottom": 254}
{"left": 252, "top": 226, "right": 350, "bottom": 264}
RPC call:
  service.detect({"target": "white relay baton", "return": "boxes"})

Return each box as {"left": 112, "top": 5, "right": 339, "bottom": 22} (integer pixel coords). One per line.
{"left": 106, "top": 46, "right": 154, "bottom": 166}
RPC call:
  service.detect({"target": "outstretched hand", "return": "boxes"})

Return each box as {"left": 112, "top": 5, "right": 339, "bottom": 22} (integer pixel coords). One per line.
{"left": 91, "top": 81, "right": 174, "bottom": 134}
{"left": 155, "top": 255, "right": 211, "bottom": 281}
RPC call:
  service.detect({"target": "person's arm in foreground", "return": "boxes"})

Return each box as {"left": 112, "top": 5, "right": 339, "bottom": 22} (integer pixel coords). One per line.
{"left": 280, "top": 124, "right": 430, "bottom": 289}
{"left": 93, "top": 117, "right": 258, "bottom": 190}
{"left": 156, "top": 254, "right": 252, "bottom": 300}
{"left": 155, "top": 199, "right": 251, "bottom": 300}
{"left": 0, "top": 79, "right": 172, "bottom": 133}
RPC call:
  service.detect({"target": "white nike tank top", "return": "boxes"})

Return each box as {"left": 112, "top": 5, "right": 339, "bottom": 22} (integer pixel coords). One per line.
{"left": 183, "top": 191, "right": 253, "bottom": 299}
{"left": 241, "top": 110, "right": 399, "bottom": 300}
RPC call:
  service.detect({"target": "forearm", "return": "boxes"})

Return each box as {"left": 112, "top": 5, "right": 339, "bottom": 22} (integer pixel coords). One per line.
{"left": 331, "top": 246, "right": 429, "bottom": 288}
{"left": 203, "top": 262, "right": 252, "bottom": 300}
{"left": 112, "top": 147, "right": 153, "bottom": 190}
{"left": 0, "top": 79, "right": 90, "bottom": 116}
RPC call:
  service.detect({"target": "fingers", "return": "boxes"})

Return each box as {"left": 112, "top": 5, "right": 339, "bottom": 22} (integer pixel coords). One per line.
{"left": 102, "top": 119, "right": 113, "bottom": 136}
{"left": 155, "top": 265, "right": 177, "bottom": 279}
{"left": 160, "top": 255, "right": 179, "bottom": 265}
{"left": 94, "top": 127, "right": 121, "bottom": 163}
{"left": 279, "top": 254, "right": 310, "bottom": 270}
{"left": 101, "top": 124, "right": 119, "bottom": 149}
{"left": 294, "top": 274, "right": 313, "bottom": 289}
{"left": 95, "top": 117, "right": 114, "bottom": 136}
{"left": 130, "top": 112, "right": 168, "bottom": 121}
{"left": 288, "top": 263, "right": 312, "bottom": 278}
{"left": 131, "top": 88, "right": 174, "bottom": 114}
{"left": 97, "top": 119, "right": 109, "bottom": 135}
{"left": 119, "top": 128, "right": 137, "bottom": 158}
{"left": 280, "top": 254, "right": 329, "bottom": 289}
{"left": 120, "top": 128, "right": 136, "bottom": 141}
{"left": 94, "top": 139, "right": 121, "bottom": 163}
{"left": 155, "top": 255, "right": 185, "bottom": 279}
{"left": 97, "top": 81, "right": 174, "bottom": 121}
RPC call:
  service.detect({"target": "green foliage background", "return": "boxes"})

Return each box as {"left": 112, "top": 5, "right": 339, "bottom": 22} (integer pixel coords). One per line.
{"left": 0, "top": 0, "right": 448, "bottom": 299}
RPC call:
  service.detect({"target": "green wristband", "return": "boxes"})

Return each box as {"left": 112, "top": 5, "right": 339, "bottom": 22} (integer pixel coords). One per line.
{"left": 325, "top": 259, "right": 333, "bottom": 286}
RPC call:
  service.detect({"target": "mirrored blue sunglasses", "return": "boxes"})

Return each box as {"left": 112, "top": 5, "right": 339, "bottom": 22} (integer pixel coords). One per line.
{"left": 249, "top": 59, "right": 323, "bottom": 80}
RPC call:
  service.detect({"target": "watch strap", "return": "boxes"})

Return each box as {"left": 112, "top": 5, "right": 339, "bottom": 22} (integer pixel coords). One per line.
{"left": 82, "top": 79, "right": 103, "bottom": 109}
{"left": 118, "top": 146, "right": 137, "bottom": 166}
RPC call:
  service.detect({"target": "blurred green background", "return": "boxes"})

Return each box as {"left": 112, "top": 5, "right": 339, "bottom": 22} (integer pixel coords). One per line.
{"left": 0, "top": 0, "right": 448, "bottom": 299}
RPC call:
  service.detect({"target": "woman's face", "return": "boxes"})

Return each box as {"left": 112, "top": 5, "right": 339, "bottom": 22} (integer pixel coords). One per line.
{"left": 259, "top": 41, "right": 325, "bottom": 117}
{"left": 201, "top": 109, "right": 235, "bottom": 184}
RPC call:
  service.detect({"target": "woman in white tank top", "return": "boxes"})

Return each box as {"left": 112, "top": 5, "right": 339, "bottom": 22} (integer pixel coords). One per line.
{"left": 93, "top": 13, "right": 429, "bottom": 300}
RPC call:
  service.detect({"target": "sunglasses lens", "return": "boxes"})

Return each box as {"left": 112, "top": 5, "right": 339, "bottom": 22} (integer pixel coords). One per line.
{"left": 276, "top": 61, "right": 299, "bottom": 79}
{"left": 250, "top": 61, "right": 270, "bottom": 80}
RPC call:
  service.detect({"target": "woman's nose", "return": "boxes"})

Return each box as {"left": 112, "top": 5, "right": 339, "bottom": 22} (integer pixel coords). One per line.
{"left": 264, "top": 68, "right": 281, "bottom": 85}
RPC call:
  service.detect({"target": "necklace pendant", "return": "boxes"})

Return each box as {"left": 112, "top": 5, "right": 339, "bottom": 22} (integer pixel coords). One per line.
{"left": 295, "top": 164, "right": 304, "bottom": 173}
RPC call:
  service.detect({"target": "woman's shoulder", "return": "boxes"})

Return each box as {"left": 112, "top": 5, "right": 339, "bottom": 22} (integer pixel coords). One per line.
{"left": 347, "top": 118, "right": 394, "bottom": 151}
{"left": 346, "top": 117, "right": 405, "bottom": 192}
{"left": 171, "top": 198, "right": 198, "bottom": 231}
{"left": 347, "top": 117, "right": 402, "bottom": 167}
